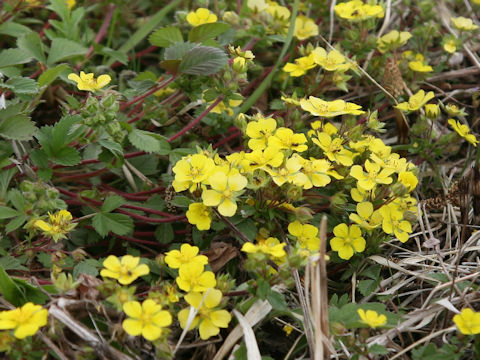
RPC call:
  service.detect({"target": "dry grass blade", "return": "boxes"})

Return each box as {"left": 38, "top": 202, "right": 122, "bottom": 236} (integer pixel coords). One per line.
{"left": 232, "top": 310, "right": 261, "bottom": 360}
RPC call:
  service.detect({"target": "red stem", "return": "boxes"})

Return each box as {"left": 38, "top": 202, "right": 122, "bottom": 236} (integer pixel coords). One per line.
{"left": 213, "top": 130, "right": 242, "bottom": 149}
{"left": 119, "top": 76, "right": 176, "bottom": 111}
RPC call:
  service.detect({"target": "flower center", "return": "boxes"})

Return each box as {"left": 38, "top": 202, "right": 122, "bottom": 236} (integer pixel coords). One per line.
{"left": 223, "top": 190, "right": 232, "bottom": 199}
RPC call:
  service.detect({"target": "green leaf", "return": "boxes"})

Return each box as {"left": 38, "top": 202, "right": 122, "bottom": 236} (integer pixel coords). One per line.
{"left": 0, "top": 265, "right": 26, "bottom": 306}
{"left": 358, "top": 279, "right": 378, "bottom": 296}
{"left": 73, "top": 259, "right": 99, "bottom": 279}
{"left": 107, "top": 0, "right": 182, "bottom": 66}
{"left": 47, "top": 0, "right": 69, "bottom": 21}
{"left": 47, "top": 38, "right": 88, "bottom": 65}
{"left": 188, "top": 22, "right": 230, "bottom": 43}
{"left": 0, "top": 206, "right": 20, "bottom": 219}
{"left": 0, "top": 22, "right": 32, "bottom": 37}
{"left": 154, "top": 223, "right": 174, "bottom": 244}
{"left": 99, "top": 139, "right": 124, "bottom": 158}
{"left": 38, "top": 64, "right": 70, "bottom": 87}
{"left": 266, "top": 290, "right": 288, "bottom": 311}
{"left": 179, "top": 46, "right": 228, "bottom": 75}
{"left": 12, "top": 278, "right": 49, "bottom": 304}
{"left": 171, "top": 195, "right": 192, "bottom": 208}
{"left": 52, "top": 115, "right": 82, "bottom": 150}
{"left": 149, "top": 26, "right": 183, "bottom": 47}
{"left": 368, "top": 344, "right": 389, "bottom": 355}
{"left": 128, "top": 129, "right": 171, "bottom": 154}
{"left": 0, "top": 115, "right": 36, "bottom": 140}
{"left": 159, "top": 59, "right": 181, "bottom": 74}
{"left": 0, "top": 256, "right": 27, "bottom": 271}
{"left": 5, "top": 77, "right": 38, "bottom": 94}
{"left": 101, "top": 195, "right": 125, "bottom": 213}
{"left": 164, "top": 42, "right": 198, "bottom": 60}
{"left": 50, "top": 147, "right": 81, "bottom": 166}
{"left": 17, "top": 32, "right": 47, "bottom": 64}
{"left": 6, "top": 215, "right": 27, "bottom": 233}
{"left": 92, "top": 213, "right": 134, "bottom": 237}
{"left": 7, "top": 189, "right": 26, "bottom": 212}
{"left": 0, "top": 48, "right": 32, "bottom": 68}
{"left": 92, "top": 44, "right": 128, "bottom": 65}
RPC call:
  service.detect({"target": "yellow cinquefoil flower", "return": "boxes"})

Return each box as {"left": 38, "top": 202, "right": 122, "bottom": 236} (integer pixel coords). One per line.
{"left": 451, "top": 17, "right": 478, "bottom": 31}
{"left": 453, "top": 308, "right": 480, "bottom": 335}
{"left": 66, "top": 0, "right": 75, "bottom": 9}
{"left": 100, "top": 255, "right": 150, "bottom": 285}
{"left": 122, "top": 299, "right": 172, "bottom": 341}
{"left": 266, "top": 156, "right": 305, "bottom": 186}
{"left": 312, "top": 132, "right": 354, "bottom": 166}
{"left": 268, "top": 127, "right": 308, "bottom": 152}
{"left": 443, "top": 38, "right": 457, "bottom": 54}
{"left": 186, "top": 8, "right": 217, "bottom": 27}
{"left": 424, "top": 104, "right": 440, "bottom": 119}
{"left": 398, "top": 171, "right": 418, "bottom": 192}
{"left": 408, "top": 54, "right": 433, "bottom": 73}
{"left": 288, "top": 221, "right": 319, "bottom": 251}
{"left": 350, "top": 160, "right": 395, "bottom": 191}
{"left": 247, "top": 0, "right": 268, "bottom": 12}
{"left": 377, "top": 30, "right": 412, "bottom": 53}
{"left": 312, "top": 47, "right": 350, "bottom": 72}
{"left": 165, "top": 244, "right": 209, "bottom": 269}
{"left": 202, "top": 172, "right": 247, "bottom": 217}
{"left": 176, "top": 262, "right": 217, "bottom": 292}
{"left": 172, "top": 154, "right": 216, "bottom": 192}
{"left": 335, "top": 0, "right": 384, "bottom": 21}
{"left": 301, "top": 96, "right": 365, "bottom": 117}
{"left": 178, "top": 289, "right": 231, "bottom": 340}
{"left": 349, "top": 202, "right": 382, "bottom": 230}
{"left": 246, "top": 115, "right": 277, "bottom": 150}
{"left": 245, "top": 147, "right": 284, "bottom": 170}
{"left": 186, "top": 203, "right": 212, "bottom": 231}
{"left": 448, "top": 119, "right": 478, "bottom": 146}
{"left": 445, "top": 103, "right": 467, "bottom": 117}
{"left": 293, "top": 16, "right": 319, "bottom": 40}
{"left": 394, "top": 90, "right": 435, "bottom": 112}
{"left": 266, "top": 2, "right": 290, "bottom": 20}
{"left": 33, "top": 209, "right": 76, "bottom": 242}
{"left": 299, "top": 157, "right": 343, "bottom": 189}
{"left": 379, "top": 204, "right": 412, "bottom": 243}
{"left": 0, "top": 303, "right": 48, "bottom": 339}
{"left": 67, "top": 71, "right": 111, "bottom": 92}
{"left": 357, "top": 309, "right": 387, "bottom": 328}
{"left": 283, "top": 54, "right": 316, "bottom": 77}
{"left": 241, "top": 237, "right": 286, "bottom": 259}
{"left": 330, "top": 223, "right": 366, "bottom": 260}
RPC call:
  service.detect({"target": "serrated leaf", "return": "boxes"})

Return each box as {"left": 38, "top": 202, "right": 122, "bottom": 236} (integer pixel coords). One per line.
{"left": 92, "top": 212, "right": 134, "bottom": 237}
{"left": 6, "top": 215, "right": 26, "bottom": 233}
{"left": 38, "top": 64, "right": 70, "bottom": 87}
{"left": 7, "top": 189, "right": 26, "bottom": 212}
{"left": 128, "top": 129, "right": 171, "bottom": 154}
{"left": 188, "top": 22, "right": 230, "bottom": 43}
{"left": 47, "top": 38, "right": 88, "bottom": 65}
{"left": 0, "top": 256, "right": 28, "bottom": 271}
{"left": 17, "top": 32, "right": 47, "bottom": 64}
{"left": 0, "top": 265, "right": 26, "bottom": 306}
{"left": 0, "top": 115, "right": 36, "bottom": 140}
{"left": 51, "top": 147, "right": 81, "bottom": 166}
{"left": 92, "top": 44, "right": 128, "bottom": 65}
{"left": 179, "top": 46, "right": 228, "bottom": 75}
{"left": 154, "top": 223, "right": 174, "bottom": 244}
{"left": 0, "top": 48, "right": 32, "bottom": 68}
{"left": 358, "top": 279, "right": 378, "bottom": 296}
{"left": 0, "top": 206, "right": 20, "bottom": 219}
{"left": 73, "top": 259, "right": 99, "bottom": 279}
{"left": 0, "top": 22, "right": 32, "bottom": 37}
{"left": 5, "top": 77, "right": 38, "bottom": 94}
{"left": 101, "top": 195, "right": 125, "bottom": 213}
{"left": 159, "top": 59, "right": 181, "bottom": 74}
{"left": 266, "top": 290, "right": 288, "bottom": 311}
{"left": 164, "top": 42, "right": 198, "bottom": 60}
{"left": 149, "top": 26, "right": 183, "bottom": 47}
{"left": 99, "top": 139, "right": 124, "bottom": 157}
{"left": 12, "top": 278, "right": 49, "bottom": 304}
{"left": 52, "top": 115, "right": 82, "bottom": 150}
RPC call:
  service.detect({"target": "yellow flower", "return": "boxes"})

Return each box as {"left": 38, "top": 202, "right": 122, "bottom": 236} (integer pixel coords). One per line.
{"left": 394, "top": 90, "right": 435, "bottom": 112}
{"left": 451, "top": 17, "right": 478, "bottom": 31}
{"left": 66, "top": 0, "right": 75, "bottom": 9}
{"left": 247, "top": 0, "right": 268, "bottom": 12}
{"left": 283, "top": 324, "right": 294, "bottom": 336}
{"left": 408, "top": 54, "right": 433, "bottom": 73}
{"left": 300, "top": 96, "right": 364, "bottom": 117}
{"left": 445, "top": 103, "right": 467, "bottom": 117}
{"left": 186, "top": 8, "right": 217, "bottom": 27}
{"left": 241, "top": 237, "right": 287, "bottom": 259}
{"left": 312, "top": 47, "right": 350, "bottom": 72}
{"left": 165, "top": 244, "right": 208, "bottom": 270}
{"left": 33, "top": 209, "right": 76, "bottom": 242}
{"left": 186, "top": 203, "right": 212, "bottom": 231}
{"left": 202, "top": 172, "right": 247, "bottom": 216}
{"left": 122, "top": 299, "right": 172, "bottom": 341}
{"left": 398, "top": 171, "right": 418, "bottom": 192}
{"left": 299, "top": 157, "right": 343, "bottom": 189}
{"left": 100, "top": 255, "right": 150, "bottom": 285}
{"left": 283, "top": 54, "right": 316, "bottom": 77}
{"left": 424, "top": 104, "right": 440, "bottom": 119}
{"left": 443, "top": 38, "right": 457, "bottom": 54}
{"left": 246, "top": 115, "right": 277, "bottom": 150}
{"left": 350, "top": 160, "right": 395, "bottom": 191}
{"left": 330, "top": 223, "right": 365, "bottom": 260}
{"left": 288, "top": 221, "right": 319, "bottom": 251}
{"left": 293, "top": 16, "right": 319, "bottom": 40}
{"left": 379, "top": 204, "right": 412, "bottom": 242}
{"left": 244, "top": 146, "right": 284, "bottom": 170}
{"left": 268, "top": 127, "right": 308, "bottom": 152}
{"left": 178, "top": 289, "right": 231, "bottom": 340}
{"left": 453, "top": 308, "right": 480, "bottom": 335}
{"left": 67, "top": 71, "right": 111, "bottom": 92}
{"left": 266, "top": 2, "right": 290, "bottom": 20}
{"left": 265, "top": 156, "right": 306, "bottom": 186}
{"left": 448, "top": 119, "right": 478, "bottom": 146}
{"left": 349, "top": 202, "right": 382, "bottom": 230}
{"left": 172, "top": 154, "right": 216, "bottom": 192}
{"left": 357, "top": 309, "right": 387, "bottom": 328}
{"left": 335, "top": 0, "right": 384, "bottom": 22}
{"left": 0, "top": 303, "right": 48, "bottom": 339}
{"left": 377, "top": 30, "right": 412, "bottom": 53}
{"left": 312, "top": 132, "right": 354, "bottom": 166}
{"left": 176, "top": 262, "right": 216, "bottom": 292}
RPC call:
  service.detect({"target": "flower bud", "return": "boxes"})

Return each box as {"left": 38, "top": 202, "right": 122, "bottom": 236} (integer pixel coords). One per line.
{"left": 425, "top": 104, "right": 440, "bottom": 119}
